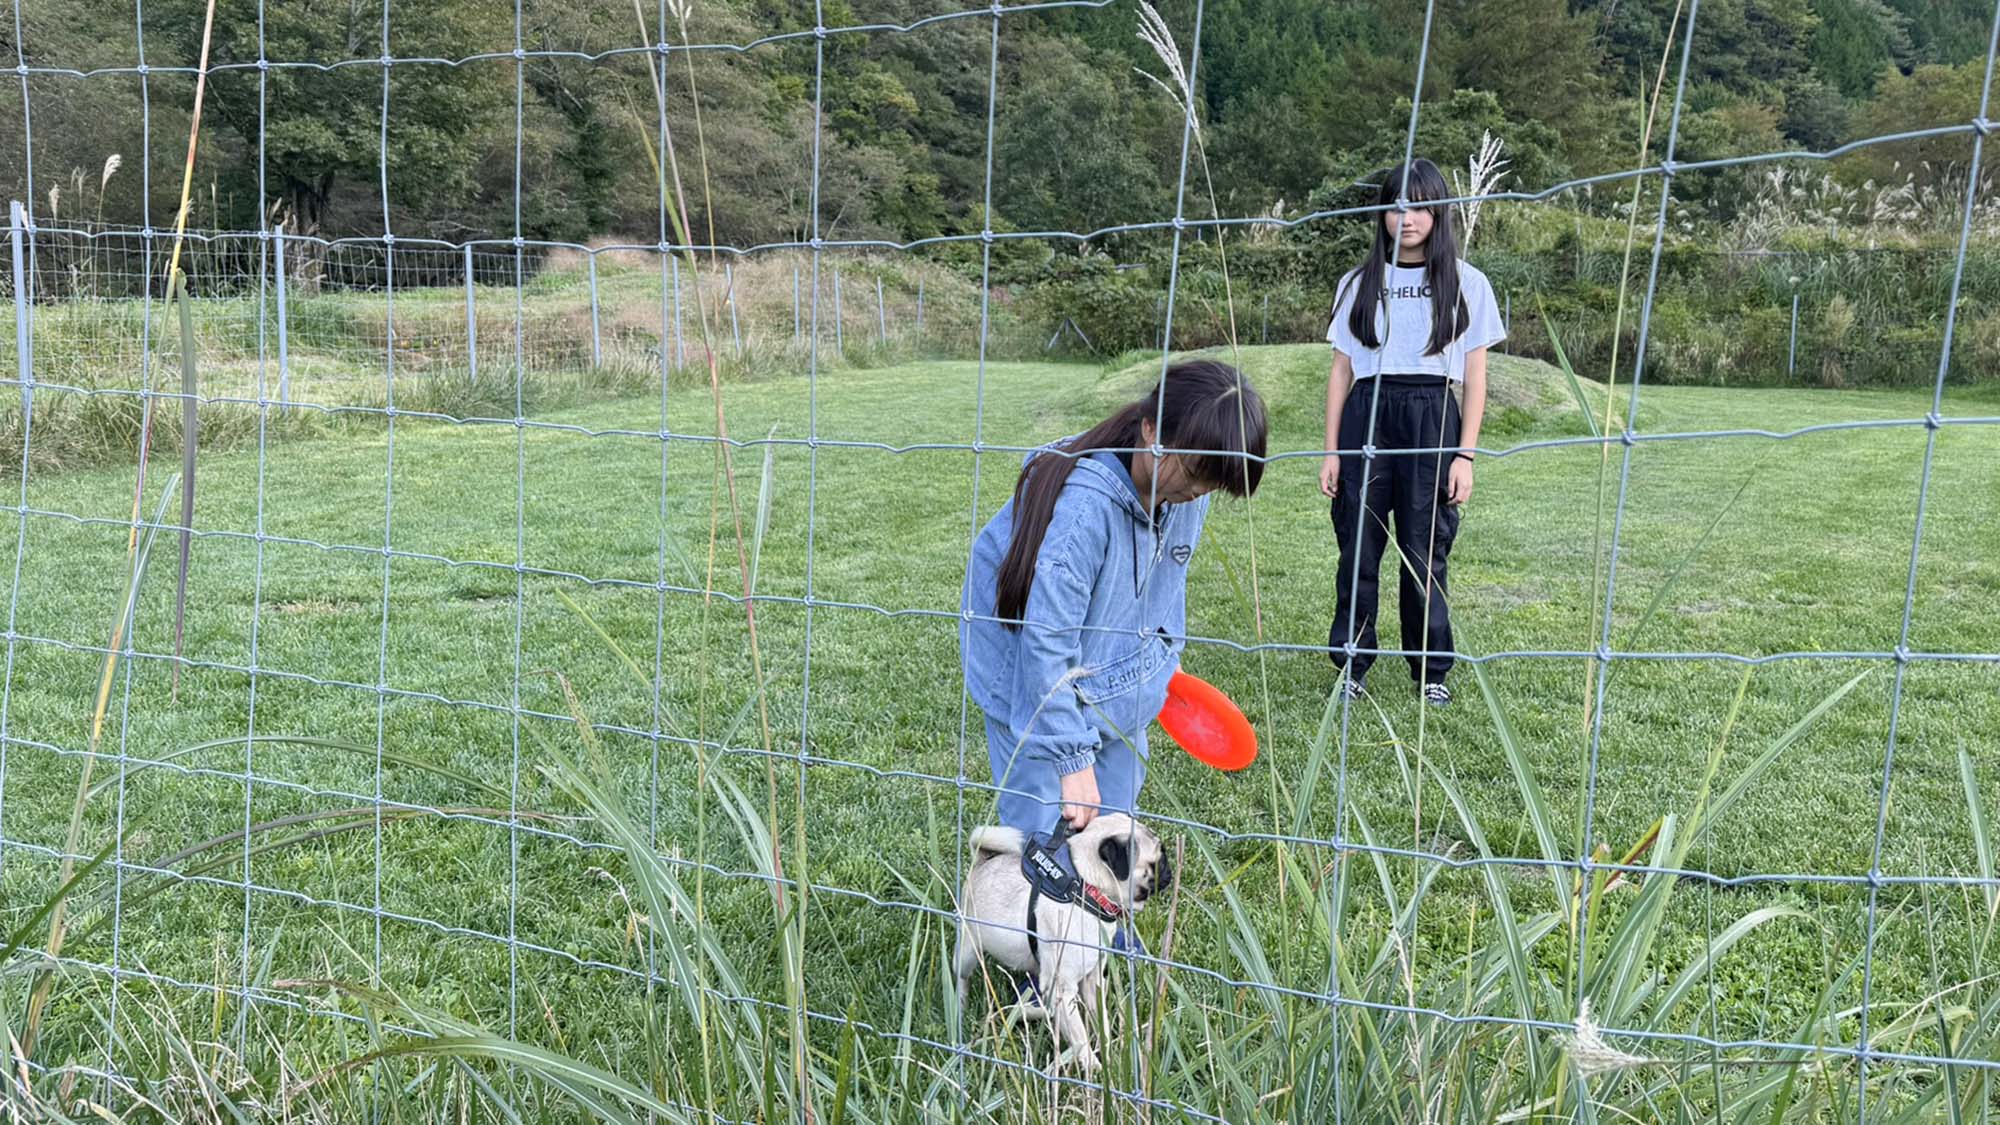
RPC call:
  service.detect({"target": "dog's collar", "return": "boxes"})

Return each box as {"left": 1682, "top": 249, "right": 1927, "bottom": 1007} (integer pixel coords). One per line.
{"left": 1078, "top": 882, "right": 1124, "bottom": 923}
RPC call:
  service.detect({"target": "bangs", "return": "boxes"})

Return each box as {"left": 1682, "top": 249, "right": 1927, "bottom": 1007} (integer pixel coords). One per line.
{"left": 1405, "top": 171, "right": 1452, "bottom": 204}
{"left": 1185, "top": 449, "right": 1264, "bottom": 498}
{"left": 1373, "top": 160, "right": 1453, "bottom": 207}
{"left": 1169, "top": 390, "right": 1268, "bottom": 498}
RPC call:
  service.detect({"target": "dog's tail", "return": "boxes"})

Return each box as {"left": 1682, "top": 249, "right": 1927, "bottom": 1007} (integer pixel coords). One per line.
{"left": 968, "top": 825, "right": 1026, "bottom": 865}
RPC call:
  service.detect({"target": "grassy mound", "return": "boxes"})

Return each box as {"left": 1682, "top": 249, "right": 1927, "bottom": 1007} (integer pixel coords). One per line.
{"left": 1088, "top": 344, "right": 1647, "bottom": 446}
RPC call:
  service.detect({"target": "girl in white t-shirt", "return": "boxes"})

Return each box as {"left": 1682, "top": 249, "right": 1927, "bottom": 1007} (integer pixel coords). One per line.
{"left": 1317, "top": 158, "right": 1505, "bottom": 707}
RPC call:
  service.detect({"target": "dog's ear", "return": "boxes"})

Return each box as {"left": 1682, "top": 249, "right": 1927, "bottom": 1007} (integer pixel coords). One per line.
{"left": 1098, "top": 835, "right": 1131, "bottom": 882}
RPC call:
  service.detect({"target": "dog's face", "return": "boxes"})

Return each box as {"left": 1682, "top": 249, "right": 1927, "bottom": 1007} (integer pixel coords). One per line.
{"left": 1069, "top": 814, "right": 1172, "bottom": 911}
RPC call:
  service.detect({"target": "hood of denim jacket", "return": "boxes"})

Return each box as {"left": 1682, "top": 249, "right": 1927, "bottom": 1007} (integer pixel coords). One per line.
{"left": 1029, "top": 439, "right": 1156, "bottom": 526}
{"left": 1029, "top": 439, "right": 1173, "bottom": 601}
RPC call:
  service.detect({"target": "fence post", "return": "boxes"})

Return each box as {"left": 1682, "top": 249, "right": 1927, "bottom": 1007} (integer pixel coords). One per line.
{"left": 726, "top": 261, "right": 743, "bottom": 358}
{"left": 462, "top": 242, "right": 477, "bottom": 385}
{"left": 875, "top": 275, "right": 887, "bottom": 344}
{"left": 833, "top": 265, "right": 845, "bottom": 358}
{"left": 587, "top": 251, "right": 602, "bottom": 369}
{"left": 916, "top": 277, "right": 924, "bottom": 335}
{"left": 672, "top": 255, "right": 684, "bottom": 369}
{"left": 792, "top": 265, "right": 801, "bottom": 343}
{"left": 10, "top": 201, "right": 30, "bottom": 416}
{"left": 668, "top": 247, "right": 684, "bottom": 374}
{"left": 1260, "top": 293, "right": 1269, "bottom": 344}
{"left": 274, "top": 221, "right": 292, "bottom": 404}
{"left": 1788, "top": 291, "right": 1800, "bottom": 378}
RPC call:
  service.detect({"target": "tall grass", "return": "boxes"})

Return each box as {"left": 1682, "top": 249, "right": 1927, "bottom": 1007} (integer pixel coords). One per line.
{"left": 621, "top": 2, "right": 821, "bottom": 1109}
{"left": 10, "top": 648, "right": 1996, "bottom": 1120}
{"left": 101, "top": 641, "right": 1971, "bottom": 1122}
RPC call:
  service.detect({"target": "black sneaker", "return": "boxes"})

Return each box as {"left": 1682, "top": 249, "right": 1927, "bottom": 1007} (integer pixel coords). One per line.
{"left": 1109, "top": 924, "right": 1148, "bottom": 957}
{"left": 1421, "top": 681, "right": 1452, "bottom": 707}
{"left": 1010, "top": 973, "right": 1047, "bottom": 1015}
{"left": 1338, "top": 676, "right": 1366, "bottom": 702}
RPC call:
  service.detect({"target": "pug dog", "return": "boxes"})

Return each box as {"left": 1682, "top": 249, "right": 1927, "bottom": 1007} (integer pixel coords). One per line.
{"left": 953, "top": 813, "right": 1171, "bottom": 1072}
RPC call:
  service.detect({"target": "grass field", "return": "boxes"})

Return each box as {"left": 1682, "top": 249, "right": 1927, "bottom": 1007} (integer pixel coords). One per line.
{"left": 1, "top": 341, "right": 1996, "bottom": 1118}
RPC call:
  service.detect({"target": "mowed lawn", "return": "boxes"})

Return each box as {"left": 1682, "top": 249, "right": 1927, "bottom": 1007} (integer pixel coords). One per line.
{"left": 1, "top": 343, "right": 1995, "bottom": 1070}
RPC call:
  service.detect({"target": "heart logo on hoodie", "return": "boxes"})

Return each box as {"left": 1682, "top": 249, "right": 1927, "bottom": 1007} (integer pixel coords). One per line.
{"left": 1170, "top": 544, "right": 1192, "bottom": 565}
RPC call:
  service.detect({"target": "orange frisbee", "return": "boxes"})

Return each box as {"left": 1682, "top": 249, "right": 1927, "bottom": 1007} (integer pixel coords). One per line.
{"left": 1158, "top": 670, "right": 1258, "bottom": 771}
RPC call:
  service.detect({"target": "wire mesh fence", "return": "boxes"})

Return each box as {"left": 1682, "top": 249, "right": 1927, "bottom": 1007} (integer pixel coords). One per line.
{"left": 1, "top": 0, "right": 1998, "bottom": 1118}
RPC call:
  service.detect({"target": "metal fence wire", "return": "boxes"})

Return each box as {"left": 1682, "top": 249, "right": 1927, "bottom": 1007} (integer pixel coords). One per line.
{"left": 2, "top": 0, "right": 1999, "bottom": 1119}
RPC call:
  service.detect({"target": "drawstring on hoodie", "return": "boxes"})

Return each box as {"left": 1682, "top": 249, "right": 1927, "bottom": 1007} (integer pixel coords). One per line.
{"left": 1132, "top": 504, "right": 1167, "bottom": 599}
{"left": 1062, "top": 446, "right": 1170, "bottom": 600}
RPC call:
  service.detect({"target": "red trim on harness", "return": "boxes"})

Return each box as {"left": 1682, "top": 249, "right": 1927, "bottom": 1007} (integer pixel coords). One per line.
{"left": 1082, "top": 884, "right": 1124, "bottom": 921}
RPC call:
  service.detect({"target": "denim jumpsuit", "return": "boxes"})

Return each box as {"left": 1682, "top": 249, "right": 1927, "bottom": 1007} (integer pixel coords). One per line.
{"left": 961, "top": 446, "right": 1209, "bottom": 834}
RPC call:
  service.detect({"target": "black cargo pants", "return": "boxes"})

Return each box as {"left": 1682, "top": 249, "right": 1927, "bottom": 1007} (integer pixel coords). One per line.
{"left": 1328, "top": 373, "right": 1462, "bottom": 684}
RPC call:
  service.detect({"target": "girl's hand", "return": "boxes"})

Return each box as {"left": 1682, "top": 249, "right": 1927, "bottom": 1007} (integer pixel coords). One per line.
{"left": 1060, "top": 766, "right": 1101, "bottom": 829}
{"left": 1319, "top": 455, "right": 1341, "bottom": 499}
{"left": 1446, "top": 458, "right": 1473, "bottom": 506}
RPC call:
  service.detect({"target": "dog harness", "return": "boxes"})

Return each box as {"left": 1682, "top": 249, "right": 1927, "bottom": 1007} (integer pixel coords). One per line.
{"left": 1021, "top": 820, "right": 1124, "bottom": 973}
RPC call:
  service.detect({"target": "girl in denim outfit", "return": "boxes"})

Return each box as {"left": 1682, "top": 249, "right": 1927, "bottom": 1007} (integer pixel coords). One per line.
{"left": 961, "top": 360, "right": 1267, "bottom": 851}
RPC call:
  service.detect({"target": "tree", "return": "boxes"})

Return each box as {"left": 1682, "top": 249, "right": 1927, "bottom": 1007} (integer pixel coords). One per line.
{"left": 1286, "top": 89, "right": 1566, "bottom": 282}
{"left": 1850, "top": 60, "right": 1993, "bottom": 187}
{"left": 1316, "top": 88, "right": 1568, "bottom": 197}
{"left": 1669, "top": 92, "right": 1789, "bottom": 213}
{"left": 1779, "top": 76, "right": 1852, "bottom": 149}
{"left": 1193, "top": 0, "right": 1348, "bottom": 210}
{"left": 1207, "top": 92, "right": 1337, "bottom": 215}
{"left": 1883, "top": 0, "right": 1998, "bottom": 65}
{"left": 1583, "top": 0, "right": 1819, "bottom": 100}
{"left": 1441, "top": 0, "right": 1622, "bottom": 175}
{"left": 1810, "top": 0, "right": 1915, "bottom": 98}
{"left": 993, "top": 40, "right": 1167, "bottom": 239}
{"left": 516, "top": 0, "right": 650, "bottom": 243}
{"left": 139, "top": 0, "right": 511, "bottom": 235}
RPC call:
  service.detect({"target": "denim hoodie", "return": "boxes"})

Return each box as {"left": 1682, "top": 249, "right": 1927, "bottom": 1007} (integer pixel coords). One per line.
{"left": 961, "top": 444, "right": 1210, "bottom": 776}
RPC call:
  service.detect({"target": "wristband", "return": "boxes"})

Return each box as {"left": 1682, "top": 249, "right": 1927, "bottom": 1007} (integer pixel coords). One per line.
{"left": 1453, "top": 452, "right": 1475, "bottom": 464}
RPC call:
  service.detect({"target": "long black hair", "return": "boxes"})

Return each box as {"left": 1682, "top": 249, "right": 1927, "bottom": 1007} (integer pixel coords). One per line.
{"left": 995, "top": 359, "right": 1267, "bottom": 626}
{"left": 1337, "top": 158, "right": 1470, "bottom": 357}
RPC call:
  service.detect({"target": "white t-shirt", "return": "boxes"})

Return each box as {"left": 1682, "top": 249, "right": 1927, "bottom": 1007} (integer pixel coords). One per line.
{"left": 1325, "top": 260, "right": 1506, "bottom": 382}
